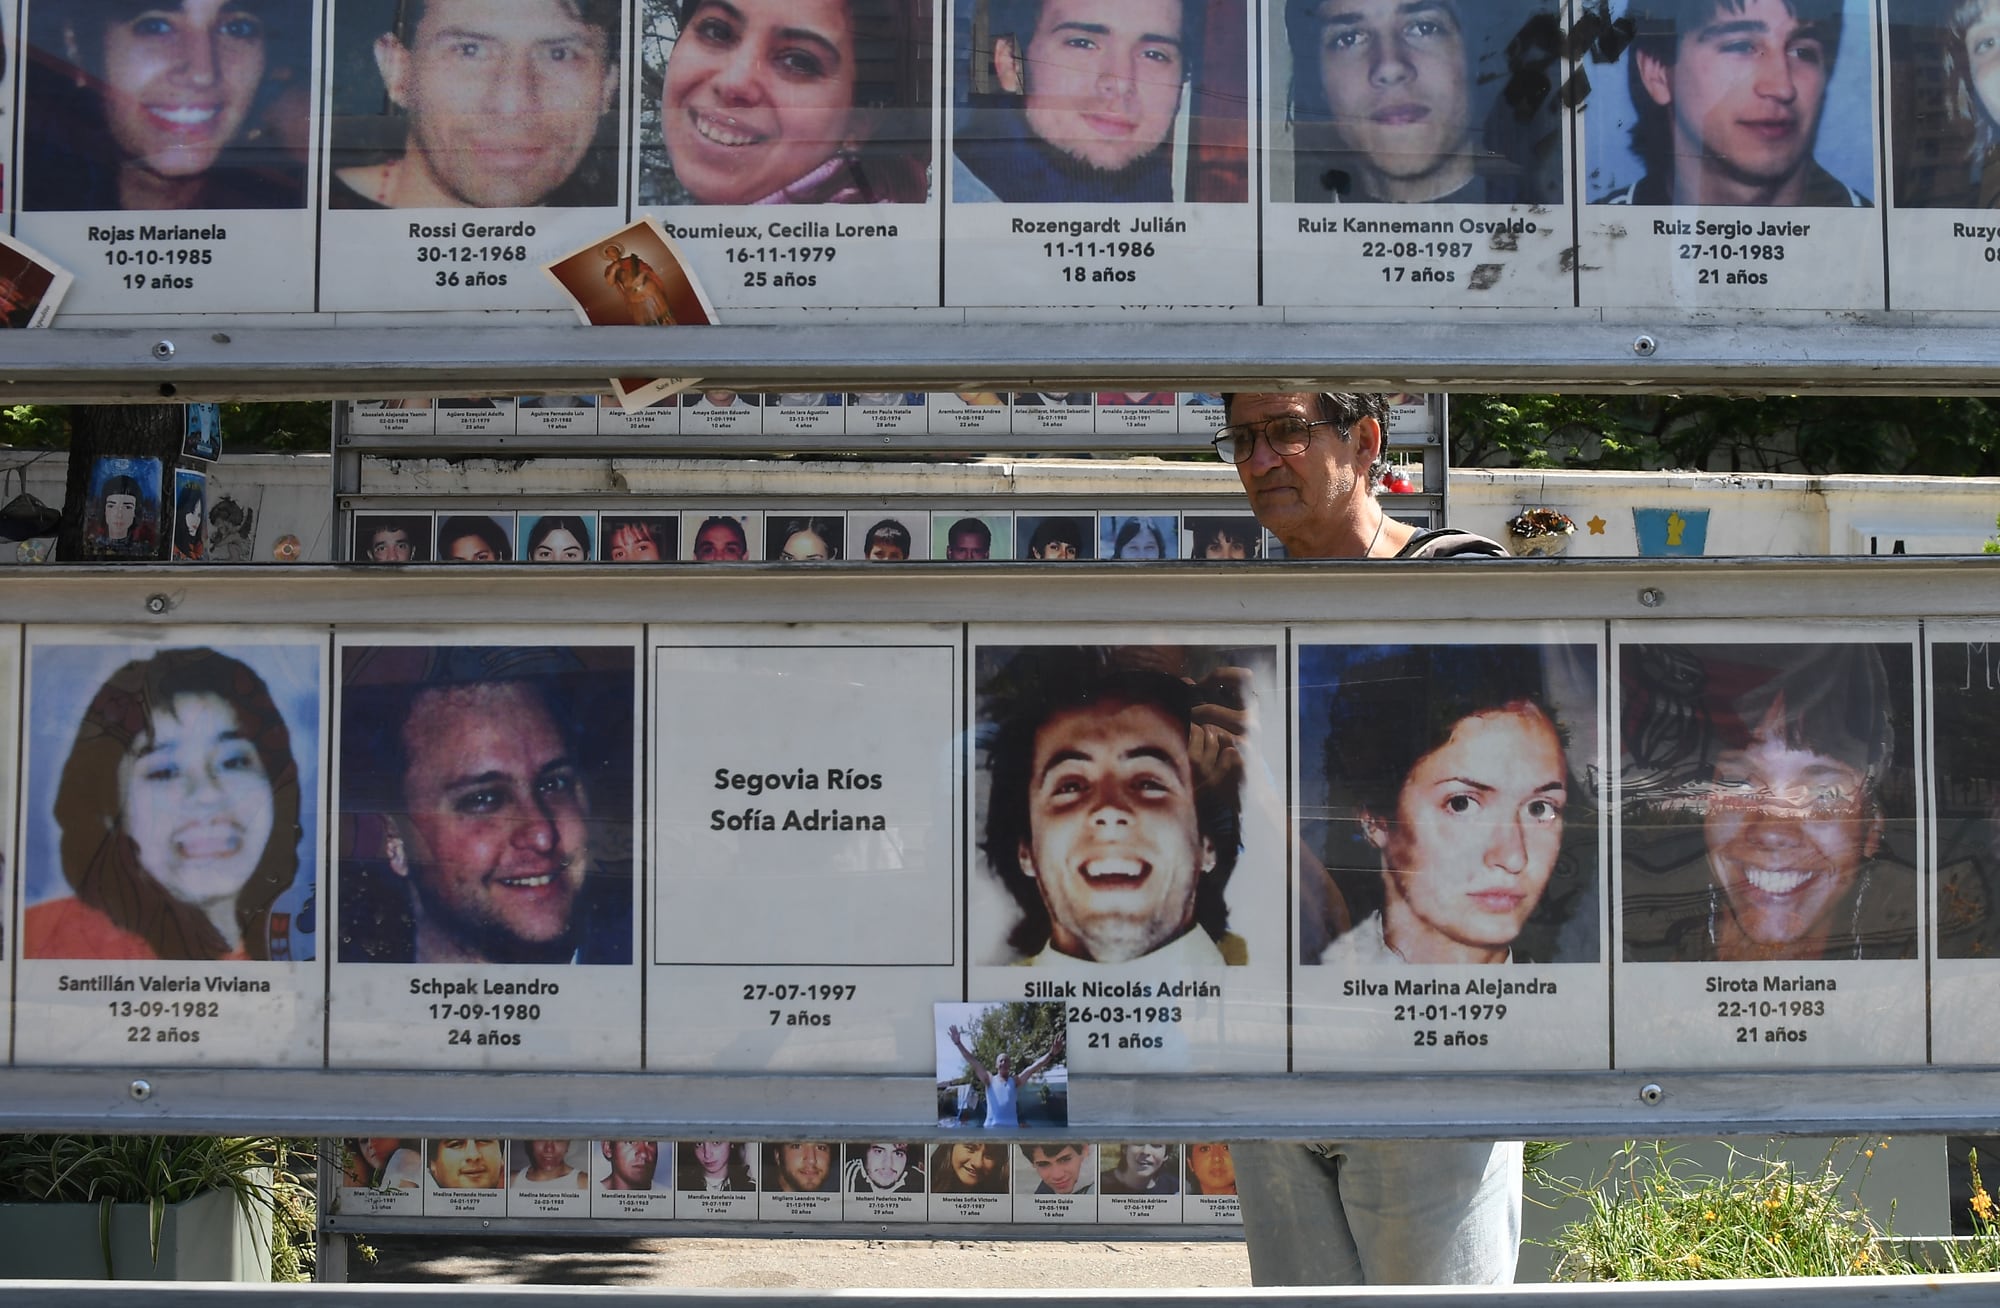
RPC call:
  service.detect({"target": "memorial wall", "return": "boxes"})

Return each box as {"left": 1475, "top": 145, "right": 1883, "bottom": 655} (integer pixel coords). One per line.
{"left": 0, "top": 1, "right": 1989, "bottom": 325}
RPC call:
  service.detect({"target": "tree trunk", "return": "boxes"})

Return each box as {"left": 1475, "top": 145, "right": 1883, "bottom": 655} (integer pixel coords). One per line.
{"left": 58, "top": 405, "right": 182, "bottom": 562}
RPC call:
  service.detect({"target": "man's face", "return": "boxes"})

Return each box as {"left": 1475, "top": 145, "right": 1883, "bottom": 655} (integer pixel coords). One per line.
{"left": 1033, "top": 536, "right": 1079, "bottom": 561}
{"left": 1704, "top": 698, "right": 1881, "bottom": 957}
{"left": 367, "top": 528, "right": 415, "bottom": 562}
{"left": 379, "top": 0, "right": 618, "bottom": 207}
{"left": 1118, "top": 1143, "right": 1169, "bottom": 1182}
{"left": 1020, "top": 699, "right": 1214, "bottom": 962}
{"left": 693, "top": 522, "right": 747, "bottom": 561}
{"left": 1028, "top": 1145, "right": 1087, "bottom": 1193}
{"left": 1228, "top": 393, "right": 1371, "bottom": 549}
{"left": 777, "top": 1142, "right": 832, "bottom": 1190}
{"left": 947, "top": 528, "right": 990, "bottom": 561}
{"left": 1314, "top": 0, "right": 1471, "bottom": 197}
{"left": 999, "top": 0, "right": 1187, "bottom": 174}
{"left": 1637, "top": 0, "right": 1830, "bottom": 198}
{"left": 603, "top": 1139, "right": 659, "bottom": 1188}
{"left": 528, "top": 1139, "right": 569, "bottom": 1172}
{"left": 432, "top": 1138, "right": 503, "bottom": 1188}
{"left": 391, "top": 681, "right": 590, "bottom": 961}
{"left": 863, "top": 1144, "right": 908, "bottom": 1187}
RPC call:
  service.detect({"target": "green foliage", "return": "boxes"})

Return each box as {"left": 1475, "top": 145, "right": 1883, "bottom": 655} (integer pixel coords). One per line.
{"left": 0, "top": 1135, "right": 316, "bottom": 1280}
{"left": 949, "top": 1002, "right": 1064, "bottom": 1085}
{"left": 1538, "top": 1139, "right": 1948, "bottom": 1281}
{"left": 0, "top": 403, "right": 330, "bottom": 453}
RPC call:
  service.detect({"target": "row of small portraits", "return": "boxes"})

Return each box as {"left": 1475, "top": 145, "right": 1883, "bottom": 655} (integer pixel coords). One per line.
{"left": 351, "top": 509, "right": 1277, "bottom": 564}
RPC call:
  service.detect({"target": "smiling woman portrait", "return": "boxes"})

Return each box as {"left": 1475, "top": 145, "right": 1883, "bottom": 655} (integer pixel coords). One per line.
{"left": 644, "top": 0, "right": 932, "bottom": 205}
{"left": 22, "top": 0, "right": 312, "bottom": 211}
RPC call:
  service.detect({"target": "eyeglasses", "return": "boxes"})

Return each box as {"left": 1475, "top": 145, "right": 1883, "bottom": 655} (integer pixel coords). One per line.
{"left": 1210, "top": 416, "right": 1338, "bottom": 465}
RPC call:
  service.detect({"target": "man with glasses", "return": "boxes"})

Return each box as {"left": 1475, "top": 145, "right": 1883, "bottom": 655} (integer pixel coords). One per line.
{"left": 1215, "top": 391, "right": 1517, "bottom": 1290}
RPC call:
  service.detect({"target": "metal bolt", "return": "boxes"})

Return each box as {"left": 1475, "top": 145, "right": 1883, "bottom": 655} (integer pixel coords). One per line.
{"left": 129, "top": 1079, "right": 152, "bottom": 1102}
{"left": 1640, "top": 1083, "right": 1665, "bottom": 1106}
{"left": 145, "top": 594, "right": 171, "bottom": 615}
{"left": 1632, "top": 334, "right": 1657, "bottom": 357}
{"left": 1638, "top": 587, "right": 1665, "bottom": 608}
{"left": 152, "top": 340, "right": 176, "bottom": 360}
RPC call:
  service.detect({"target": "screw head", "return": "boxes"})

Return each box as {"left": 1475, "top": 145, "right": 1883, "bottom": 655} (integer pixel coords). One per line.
{"left": 145, "top": 594, "right": 170, "bottom": 615}
{"left": 151, "top": 340, "right": 176, "bottom": 360}
{"left": 1638, "top": 587, "right": 1665, "bottom": 608}
{"left": 1632, "top": 334, "right": 1658, "bottom": 357}
{"left": 1640, "top": 1083, "right": 1665, "bottom": 1106}
{"left": 129, "top": 1079, "right": 153, "bottom": 1102}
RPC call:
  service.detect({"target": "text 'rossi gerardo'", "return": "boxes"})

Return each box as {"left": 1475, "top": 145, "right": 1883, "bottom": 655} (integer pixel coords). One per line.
{"left": 409, "top": 978, "right": 564, "bottom": 997}
{"left": 1022, "top": 980, "right": 1221, "bottom": 999}
{"left": 59, "top": 974, "right": 272, "bottom": 992}
{"left": 1706, "top": 975, "right": 1838, "bottom": 993}
{"left": 1344, "top": 976, "right": 1558, "bottom": 998}
{"left": 1301, "top": 217, "right": 1539, "bottom": 236}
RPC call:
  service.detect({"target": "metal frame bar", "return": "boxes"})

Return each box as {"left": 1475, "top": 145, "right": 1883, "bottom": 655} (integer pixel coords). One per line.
{"left": 13, "top": 321, "right": 2000, "bottom": 401}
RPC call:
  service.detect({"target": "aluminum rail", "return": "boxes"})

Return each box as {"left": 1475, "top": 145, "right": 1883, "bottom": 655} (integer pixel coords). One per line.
{"left": 3, "top": 1279, "right": 2000, "bottom": 1306}
{"left": 10, "top": 319, "right": 2000, "bottom": 402}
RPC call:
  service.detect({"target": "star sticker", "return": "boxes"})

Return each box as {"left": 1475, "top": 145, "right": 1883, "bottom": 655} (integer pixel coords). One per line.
{"left": 1587, "top": 515, "right": 1606, "bottom": 535}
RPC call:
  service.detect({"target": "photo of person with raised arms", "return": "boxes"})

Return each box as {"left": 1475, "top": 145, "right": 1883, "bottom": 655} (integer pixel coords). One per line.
{"left": 1302, "top": 644, "right": 1599, "bottom": 966}
{"left": 20, "top": 0, "right": 312, "bottom": 211}
{"left": 1620, "top": 641, "right": 1916, "bottom": 962}
{"left": 328, "top": 0, "right": 623, "bottom": 210}
{"left": 640, "top": 0, "right": 932, "bottom": 206}
{"left": 23, "top": 645, "right": 314, "bottom": 963}
{"left": 1279, "top": 0, "right": 1563, "bottom": 204}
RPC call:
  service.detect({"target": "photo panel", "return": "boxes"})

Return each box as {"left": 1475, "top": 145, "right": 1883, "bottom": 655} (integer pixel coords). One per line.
{"left": 765, "top": 514, "right": 847, "bottom": 562}
{"left": 1179, "top": 393, "right": 1227, "bottom": 433}
{"left": 674, "top": 1140, "right": 758, "bottom": 1219}
{"left": 682, "top": 510, "right": 762, "bottom": 563}
{"left": 1264, "top": 0, "right": 1572, "bottom": 307}
{"left": 1613, "top": 623, "right": 1925, "bottom": 1068}
{"left": 927, "top": 1139, "right": 1013, "bottom": 1222}
{"left": 435, "top": 512, "right": 518, "bottom": 564}
{"left": 934, "top": 512, "right": 1012, "bottom": 561}
{"left": 1094, "top": 392, "right": 1181, "bottom": 436}
{"left": 597, "top": 393, "right": 682, "bottom": 435}
{"left": 1924, "top": 623, "right": 2000, "bottom": 1063}
{"left": 1099, "top": 1142, "right": 1182, "bottom": 1222}
{"left": 648, "top": 626, "right": 961, "bottom": 1072}
{"left": 517, "top": 394, "right": 604, "bottom": 437}
{"left": 353, "top": 512, "right": 434, "bottom": 564}
{"left": 759, "top": 1142, "right": 843, "bottom": 1220}
{"left": 1291, "top": 627, "right": 1609, "bottom": 1072}
{"left": 764, "top": 393, "right": 845, "bottom": 437}
{"left": 931, "top": 391, "right": 1012, "bottom": 434}
{"left": 508, "top": 1139, "right": 591, "bottom": 1216}
{"left": 0, "top": 232, "right": 76, "bottom": 328}
{"left": 347, "top": 400, "right": 437, "bottom": 437}
{"left": 845, "top": 393, "right": 929, "bottom": 435}
{"left": 945, "top": 0, "right": 1255, "bottom": 305}
{"left": 334, "top": 1137, "right": 424, "bottom": 1216}
{"left": 319, "top": 0, "right": 630, "bottom": 311}
{"left": 634, "top": 0, "right": 943, "bottom": 309}
{"left": 937, "top": 1000, "right": 1069, "bottom": 1129}
{"left": 15, "top": 0, "right": 322, "bottom": 314}
{"left": 521, "top": 510, "right": 599, "bottom": 563}
{"left": 1009, "top": 392, "right": 1094, "bottom": 435}
{"left": 1013, "top": 1142, "right": 1098, "bottom": 1223}
{"left": 82, "top": 456, "right": 164, "bottom": 561}
{"left": 1183, "top": 514, "right": 1264, "bottom": 560}
{"left": 436, "top": 398, "right": 518, "bottom": 437}
{"left": 328, "top": 630, "right": 642, "bottom": 1070}
{"left": 1017, "top": 514, "right": 1097, "bottom": 562}
{"left": 841, "top": 1141, "right": 928, "bottom": 1221}
{"left": 183, "top": 404, "right": 224, "bottom": 463}
{"left": 1577, "top": 0, "right": 1886, "bottom": 310}
{"left": 1181, "top": 1142, "right": 1241, "bottom": 1221}
{"left": 965, "top": 631, "right": 1290, "bottom": 1074}
{"left": 591, "top": 1139, "right": 674, "bottom": 1217}
{"left": 600, "top": 513, "right": 678, "bottom": 563}
{"left": 422, "top": 1136, "right": 507, "bottom": 1215}
{"left": 1100, "top": 514, "right": 1180, "bottom": 561}
{"left": 847, "top": 511, "right": 931, "bottom": 562}
{"left": 680, "top": 390, "right": 763, "bottom": 436}
{"left": 1884, "top": 0, "right": 2000, "bottom": 306}
{"left": 171, "top": 468, "right": 208, "bottom": 562}
{"left": 12, "top": 629, "right": 328, "bottom": 1066}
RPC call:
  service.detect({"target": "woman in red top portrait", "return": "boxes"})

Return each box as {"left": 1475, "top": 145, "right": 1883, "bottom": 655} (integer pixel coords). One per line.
{"left": 28, "top": 647, "right": 302, "bottom": 961}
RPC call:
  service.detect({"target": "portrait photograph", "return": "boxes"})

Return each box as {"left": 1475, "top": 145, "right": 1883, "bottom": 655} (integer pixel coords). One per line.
{"left": 84, "top": 456, "right": 162, "bottom": 560}
{"left": 340, "top": 1136, "right": 423, "bottom": 1190}
{"left": 767, "top": 514, "right": 845, "bottom": 562}
{"left": 1014, "top": 1141, "right": 1096, "bottom": 1198}
{"left": 435, "top": 513, "right": 517, "bottom": 564}
{"left": 1100, "top": 513, "right": 1179, "bottom": 561}
{"left": 1584, "top": 0, "right": 1877, "bottom": 206}
{"left": 171, "top": 468, "right": 208, "bottom": 563}
{"left": 843, "top": 1142, "right": 926, "bottom": 1194}
{"left": 847, "top": 511, "right": 930, "bottom": 561}
{"left": 520, "top": 511, "right": 598, "bottom": 562}
{"left": 600, "top": 514, "right": 677, "bottom": 562}
{"left": 335, "top": 642, "right": 637, "bottom": 966}
{"left": 19, "top": 0, "right": 315, "bottom": 212}
{"left": 936, "top": 999, "right": 1068, "bottom": 1128}
{"left": 935, "top": 513, "right": 1011, "bottom": 561}
{"left": 970, "top": 642, "right": 1280, "bottom": 969}
{"left": 635, "top": 0, "right": 935, "bottom": 207}
{"left": 18, "top": 637, "right": 324, "bottom": 964}
{"left": 951, "top": 0, "right": 1248, "bottom": 203}
{"left": 1184, "top": 514, "right": 1263, "bottom": 560}
{"left": 1618, "top": 639, "right": 1918, "bottom": 963}
{"left": 1018, "top": 515, "right": 1096, "bottom": 561}
{"left": 324, "top": 0, "right": 625, "bottom": 211}
{"left": 761, "top": 1142, "right": 841, "bottom": 1194}
{"left": 1270, "top": 0, "right": 1564, "bottom": 205}
{"left": 548, "top": 216, "right": 715, "bottom": 326}
{"left": 595, "top": 1139, "right": 668, "bottom": 1192}
{"left": 1299, "top": 642, "right": 1603, "bottom": 968}
{"left": 676, "top": 1141, "right": 758, "bottom": 1192}
{"left": 0, "top": 234, "right": 73, "bottom": 329}
{"left": 422, "top": 1137, "right": 508, "bottom": 1217}
{"left": 1100, "top": 1142, "right": 1179, "bottom": 1198}
{"left": 682, "top": 510, "right": 761, "bottom": 562}
{"left": 353, "top": 512, "right": 434, "bottom": 563}
{"left": 509, "top": 1137, "right": 591, "bottom": 1215}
